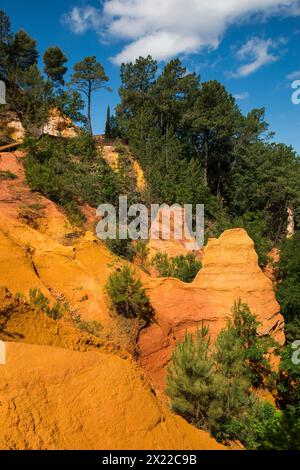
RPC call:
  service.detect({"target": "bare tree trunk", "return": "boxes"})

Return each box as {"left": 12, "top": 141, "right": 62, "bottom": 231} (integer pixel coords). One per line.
{"left": 87, "top": 84, "right": 92, "bottom": 135}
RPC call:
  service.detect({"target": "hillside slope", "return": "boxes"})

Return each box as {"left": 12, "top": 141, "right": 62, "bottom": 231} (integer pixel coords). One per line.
{"left": 0, "top": 150, "right": 224, "bottom": 450}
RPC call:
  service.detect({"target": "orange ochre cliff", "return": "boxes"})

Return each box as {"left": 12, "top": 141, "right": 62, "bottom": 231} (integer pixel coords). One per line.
{"left": 0, "top": 150, "right": 283, "bottom": 450}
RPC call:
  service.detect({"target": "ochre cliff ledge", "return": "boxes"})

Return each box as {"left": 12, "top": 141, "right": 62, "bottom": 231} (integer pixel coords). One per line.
{"left": 140, "top": 228, "right": 284, "bottom": 390}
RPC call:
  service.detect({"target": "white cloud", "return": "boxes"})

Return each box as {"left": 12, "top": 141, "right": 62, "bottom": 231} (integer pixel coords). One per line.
{"left": 232, "top": 37, "right": 278, "bottom": 77}
{"left": 234, "top": 91, "right": 249, "bottom": 100}
{"left": 63, "top": 0, "right": 300, "bottom": 64}
{"left": 61, "top": 6, "right": 103, "bottom": 34}
{"left": 287, "top": 70, "right": 300, "bottom": 80}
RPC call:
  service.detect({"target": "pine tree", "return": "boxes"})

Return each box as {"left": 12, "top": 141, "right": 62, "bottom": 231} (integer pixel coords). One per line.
{"left": 8, "top": 63, "right": 52, "bottom": 135}
{"left": 231, "top": 299, "right": 275, "bottom": 387}
{"left": 166, "top": 324, "right": 214, "bottom": 430}
{"left": 43, "top": 46, "right": 67, "bottom": 86}
{"left": 69, "top": 56, "right": 110, "bottom": 134}
{"left": 105, "top": 266, "right": 153, "bottom": 324}
{"left": 105, "top": 105, "right": 112, "bottom": 138}
{"left": 208, "top": 327, "right": 250, "bottom": 441}
{"left": 9, "top": 29, "right": 38, "bottom": 71}
{"left": 0, "top": 10, "right": 11, "bottom": 77}
{"left": 188, "top": 80, "right": 240, "bottom": 187}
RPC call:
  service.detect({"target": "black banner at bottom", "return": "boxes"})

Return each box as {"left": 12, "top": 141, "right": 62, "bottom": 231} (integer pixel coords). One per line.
{"left": 0, "top": 450, "right": 299, "bottom": 467}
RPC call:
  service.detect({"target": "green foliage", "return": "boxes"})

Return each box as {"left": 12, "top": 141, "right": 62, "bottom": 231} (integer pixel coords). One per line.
{"left": 69, "top": 56, "right": 110, "bottom": 134}
{"left": 29, "top": 288, "right": 66, "bottom": 320}
{"left": 152, "top": 252, "right": 201, "bottom": 283}
{"left": 0, "top": 13, "right": 48, "bottom": 133}
{"left": 105, "top": 237, "right": 135, "bottom": 262}
{"left": 43, "top": 46, "right": 67, "bottom": 85}
{"left": 106, "top": 265, "right": 153, "bottom": 323}
{"left": 8, "top": 63, "right": 52, "bottom": 134}
{"left": 55, "top": 89, "right": 86, "bottom": 125}
{"left": 0, "top": 10, "right": 11, "bottom": 76}
{"left": 24, "top": 134, "right": 119, "bottom": 225}
{"left": 188, "top": 80, "right": 240, "bottom": 188}
{"left": 276, "top": 232, "right": 300, "bottom": 323}
{"left": 133, "top": 240, "right": 149, "bottom": 269}
{"left": 166, "top": 324, "right": 214, "bottom": 430}
{"left": 231, "top": 400, "right": 283, "bottom": 450}
{"left": 9, "top": 29, "right": 38, "bottom": 71}
{"left": 166, "top": 301, "right": 280, "bottom": 447}
{"left": 273, "top": 233, "right": 300, "bottom": 450}
{"left": 209, "top": 326, "right": 251, "bottom": 442}
{"left": 0, "top": 170, "right": 17, "bottom": 180}
{"left": 229, "top": 142, "right": 300, "bottom": 243}
{"left": 115, "top": 54, "right": 300, "bottom": 259}
{"left": 75, "top": 319, "right": 102, "bottom": 337}
{"left": 231, "top": 299, "right": 276, "bottom": 388}
{"left": 105, "top": 105, "right": 112, "bottom": 138}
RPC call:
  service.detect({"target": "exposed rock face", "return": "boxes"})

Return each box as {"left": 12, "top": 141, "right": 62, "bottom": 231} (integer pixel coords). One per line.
{"left": 147, "top": 206, "right": 203, "bottom": 260}
{"left": 42, "top": 107, "right": 77, "bottom": 138}
{"left": 3, "top": 107, "right": 77, "bottom": 142}
{"left": 0, "top": 341, "right": 224, "bottom": 450}
{"left": 101, "top": 143, "right": 146, "bottom": 192}
{"left": 140, "top": 228, "right": 285, "bottom": 391}
{"left": 6, "top": 111, "right": 25, "bottom": 142}
{"left": 0, "top": 151, "right": 114, "bottom": 327}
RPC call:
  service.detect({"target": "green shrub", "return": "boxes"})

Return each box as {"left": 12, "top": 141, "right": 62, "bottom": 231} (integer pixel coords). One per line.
{"left": 134, "top": 240, "right": 149, "bottom": 270}
{"left": 24, "top": 135, "right": 119, "bottom": 226}
{"left": 106, "top": 265, "right": 153, "bottom": 323}
{"left": 152, "top": 252, "right": 201, "bottom": 282}
{"left": 105, "top": 236, "right": 135, "bottom": 261}
{"left": 29, "top": 288, "right": 66, "bottom": 320}
{"left": 75, "top": 318, "right": 102, "bottom": 337}
{"left": 231, "top": 299, "right": 277, "bottom": 388}
{"left": 66, "top": 130, "right": 97, "bottom": 160}
{"left": 0, "top": 170, "right": 17, "bottom": 181}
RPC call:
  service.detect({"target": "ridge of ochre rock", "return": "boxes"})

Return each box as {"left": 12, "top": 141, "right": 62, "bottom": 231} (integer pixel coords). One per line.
{"left": 4, "top": 108, "right": 77, "bottom": 141}
{"left": 0, "top": 342, "right": 224, "bottom": 450}
{"left": 140, "top": 228, "right": 285, "bottom": 391}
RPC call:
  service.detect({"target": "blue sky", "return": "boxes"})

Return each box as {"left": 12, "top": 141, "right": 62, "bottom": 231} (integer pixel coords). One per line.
{"left": 2, "top": 0, "right": 300, "bottom": 153}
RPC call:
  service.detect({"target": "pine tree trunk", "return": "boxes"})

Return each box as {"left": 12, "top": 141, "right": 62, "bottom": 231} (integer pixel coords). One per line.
{"left": 87, "top": 84, "right": 92, "bottom": 135}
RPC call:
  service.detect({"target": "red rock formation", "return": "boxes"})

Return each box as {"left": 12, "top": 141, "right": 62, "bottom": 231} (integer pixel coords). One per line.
{"left": 140, "top": 228, "right": 285, "bottom": 391}
{"left": 147, "top": 206, "right": 203, "bottom": 260}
